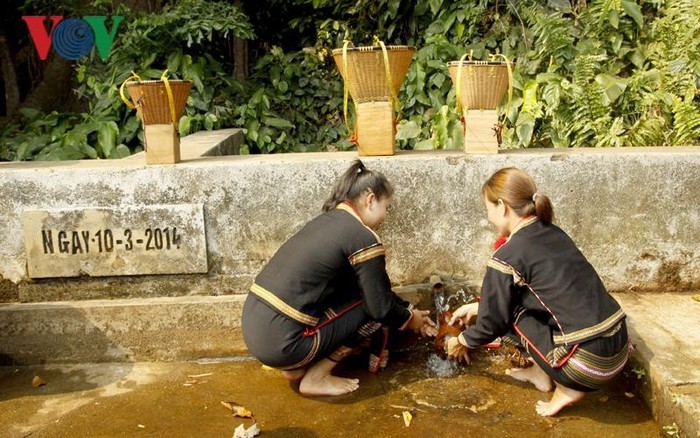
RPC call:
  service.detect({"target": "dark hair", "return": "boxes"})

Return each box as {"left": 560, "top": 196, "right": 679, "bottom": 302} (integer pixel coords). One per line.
{"left": 482, "top": 167, "right": 554, "bottom": 224}
{"left": 322, "top": 160, "right": 394, "bottom": 212}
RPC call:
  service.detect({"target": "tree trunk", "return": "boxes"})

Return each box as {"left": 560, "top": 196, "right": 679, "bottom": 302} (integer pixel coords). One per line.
{"left": 0, "top": 33, "right": 21, "bottom": 117}
{"left": 232, "top": 0, "right": 248, "bottom": 82}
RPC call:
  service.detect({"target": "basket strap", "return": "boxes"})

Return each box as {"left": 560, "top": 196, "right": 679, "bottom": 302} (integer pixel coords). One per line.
{"left": 490, "top": 53, "right": 514, "bottom": 125}
{"left": 119, "top": 71, "right": 142, "bottom": 110}
{"left": 378, "top": 40, "right": 401, "bottom": 121}
{"left": 160, "top": 69, "right": 178, "bottom": 131}
{"left": 455, "top": 53, "right": 469, "bottom": 120}
{"left": 341, "top": 40, "right": 355, "bottom": 136}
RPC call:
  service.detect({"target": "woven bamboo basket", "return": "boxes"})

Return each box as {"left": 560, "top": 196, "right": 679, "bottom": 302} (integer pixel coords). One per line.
{"left": 124, "top": 80, "right": 192, "bottom": 125}
{"left": 332, "top": 45, "right": 415, "bottom": 103}
{"left": 447, "top": 60, "right": 513, "bottom": 110}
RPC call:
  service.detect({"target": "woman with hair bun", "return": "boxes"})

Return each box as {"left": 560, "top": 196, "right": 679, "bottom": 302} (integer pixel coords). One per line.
{"left": 242, "top": 159, "right": 437, "bottom": 397}
{"left": 447, "top": 167, "right": 629, "bottom": 416}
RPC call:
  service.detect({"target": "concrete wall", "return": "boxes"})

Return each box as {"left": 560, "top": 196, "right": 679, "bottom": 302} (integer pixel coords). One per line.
{"left": 1, "top": 143, "right": 699, "bottom": 302}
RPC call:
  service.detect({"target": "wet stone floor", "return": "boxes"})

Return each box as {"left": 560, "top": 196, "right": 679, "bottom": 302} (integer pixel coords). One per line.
{"left": 0, "top": 337, "right": 659, "bottom": 437}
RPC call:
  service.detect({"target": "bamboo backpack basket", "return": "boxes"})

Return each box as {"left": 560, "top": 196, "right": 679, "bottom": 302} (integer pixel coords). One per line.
{"left": 447, "top": 54, "right": 514, "bottom": 113}
{"left": 120, "top": 71, "right": 192, "bottom": 128}
{"left": 332, "top": 41, "right": 415, "bottom": 155}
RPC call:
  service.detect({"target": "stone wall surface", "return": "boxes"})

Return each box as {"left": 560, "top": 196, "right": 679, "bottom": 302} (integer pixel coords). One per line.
{"left": 1, "top": 145, "right": 699, "bottom": 299}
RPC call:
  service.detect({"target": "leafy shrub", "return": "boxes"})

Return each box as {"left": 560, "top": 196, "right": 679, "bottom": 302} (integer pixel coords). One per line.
{"left": 1, "top": 0, "right": 254, "bottom": 160}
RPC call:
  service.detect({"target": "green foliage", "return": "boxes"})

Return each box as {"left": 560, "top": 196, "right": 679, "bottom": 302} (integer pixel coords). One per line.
{"left": 1, "top": 0, "right": 254, "bottom": 161}
{"left": 1, "top": 109, "right": 98, "bottom": 161}
{"left": 233, "top": 47, "right": 350, "bottom": 153}
{"left": 3, "top": 0, "right": 700, "bottom": 160}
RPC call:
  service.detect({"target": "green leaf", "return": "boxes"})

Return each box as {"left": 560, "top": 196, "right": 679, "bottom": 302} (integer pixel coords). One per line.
{"left": 628, "top": 48, "right": 646, "bottom": 68}
{"left": 621, "top": 0, "right": 643, "bottom": 28}
{"left": 396, "top": 121, "right": 422, "bottom": 140}
{"left": 548, "top": 0, "right": 572, "bottom": 13}
{"left": 204, "top": 114, "right": 215, "bottom": 131}
{"left": 388, "top": 0, "right": 400, "bottom": 18}
{"left": 119, "top": 116, "right": 141, "bottom": 144}
{"left": 112, "top": 144, "right": 131, "bottom": 159}
{"left": 608, "top": 9, "right": 619, "bottom": 29}
{"left": 79, "top": 143, "right": 98, "bottom": 159}
{"left": 414, "top": 139, "right": 435, "bottom": 150}
{"left": 455, "top": 22, "right": 465, "bottom": 39}
{"left": 179, "top": 115, "right": 193, "bottom": 136}
{"left": 595, "top": 74, "right": 628, "bottom": 105}
{"left": 264, "top": 117, "right": 294, "bottom": 128}
{"left": 167, "top": 51, "right": 183, "bottom": 74}
{"left": 428, "top": 0, "right": 443, "bottom": 16}
{"left": 97, "top": 121, "right": 119, "bottom": 158}
{"left": 19, "top": 108, "right": 42, "bottom": 121}
{"left": 37, "top": 144, "right": 87, "bottom": 161}
{"left": 522, "top": 80, "right": 539, "bottom": 113}
{"left": 515, "top": 112, "right": 535, "bottom": 146}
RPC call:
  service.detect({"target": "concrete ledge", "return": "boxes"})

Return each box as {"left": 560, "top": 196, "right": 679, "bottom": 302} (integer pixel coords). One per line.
{"left": 2, "top": 145, "right": 700, "bottom": 297}
{"left": 0, "top": 295, "right": 247, "bottom": 364}
{"left": 0, "top": 282, "right": 454, "bottom": 365}
{"left": 121, "top": 128, "right": 243, "bottom": 162}
{"left": 613, "top": 292, "right": 700, "bottom": 437}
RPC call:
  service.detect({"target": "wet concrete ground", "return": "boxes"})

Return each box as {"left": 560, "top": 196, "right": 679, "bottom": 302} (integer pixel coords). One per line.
{"left": 0, "top": 338, "right": 658, "bottom": 438}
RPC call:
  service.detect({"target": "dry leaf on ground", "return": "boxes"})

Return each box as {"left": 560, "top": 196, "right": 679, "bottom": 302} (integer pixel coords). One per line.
{"left": 32, "top": 375, "right": 47, "bottom": 388}
{"left": 221, "top": 401, "right": 254, "bottom": 418}
{"left": 233, "top": 422, "right": 260, "bottom": 438}
{"left": 188, "top": 373, "right": 213, "bottom": 378}
{"left": 402, "top": 411, "right": 413, "bottom": 427}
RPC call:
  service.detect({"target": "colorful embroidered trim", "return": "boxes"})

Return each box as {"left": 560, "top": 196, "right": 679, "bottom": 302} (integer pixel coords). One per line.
{"left": 349, "top": 243, "right": 385, "bottom": 265}
{"left": 553, "top": 309, "right": 626, "bottom": 344}
{"left": 250, "top": 283, "right": 319, "bottom": 326}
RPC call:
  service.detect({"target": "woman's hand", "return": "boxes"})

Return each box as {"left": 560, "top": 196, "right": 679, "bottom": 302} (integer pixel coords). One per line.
{"left": 446, "top": 336, "right": 471, "bottom": 364}
{"left": 407, "top": 309, "right": 438, "bottom": 337}
{"left": 448, "top": 302, "right": 479, "bottom": 327}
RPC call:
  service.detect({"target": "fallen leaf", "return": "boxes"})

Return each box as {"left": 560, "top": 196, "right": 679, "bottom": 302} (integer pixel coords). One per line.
{"left": 389, "top": 404, "right": 424, "bottom": 412}
{"left": 221, "top": 401, "right": 253, "bottom": 418}
{"left": 233, "top": 422, "right": 260, "bottom": 438}
{"left": 137, "top": 424, "right": 145, "bottom": 428}
{"left": 402, "top": 411, "right": 412, "bottom": 427}
{"left": 692, "top": 295, "right": 700, "bottom": 303}
{"left": 183, "top": 378, "right": 207, "bottom": 387}
{"left": 188, "top": 373, "right": 213, "bottom": 378}
{"left": 625, "top": 392, "right": 635, "bottom": 398}
{"left": 32, "top": 375, "right": 47, "bottom": 388}
{"left": 598, "top": 395, "right": 609, "bottom": 403}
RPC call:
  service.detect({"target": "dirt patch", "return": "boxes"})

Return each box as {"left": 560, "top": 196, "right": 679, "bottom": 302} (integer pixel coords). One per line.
{"left": 0, "top": 277, "right": 18, "bottom": 302}
{"left": 654, "top": 260, "right": 686, "bottom": 290}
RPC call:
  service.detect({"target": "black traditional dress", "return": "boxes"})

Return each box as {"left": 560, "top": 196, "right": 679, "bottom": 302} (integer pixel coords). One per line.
{"left": 242, "top": 202, "right": 412, "bottom": 371}
{"left": 459, "top": 217, "right": 629, "bottom": 391}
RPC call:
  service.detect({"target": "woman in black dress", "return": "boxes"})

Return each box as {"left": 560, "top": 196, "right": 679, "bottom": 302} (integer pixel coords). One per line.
{"left": 447, "top": 167, "right": 629, "bottom": 416}
{"left": 243, "top": 160, "right": 437, "bottom": 396}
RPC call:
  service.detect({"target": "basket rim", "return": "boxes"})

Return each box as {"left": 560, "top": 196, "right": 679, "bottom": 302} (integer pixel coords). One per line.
{"left": 447, "top": 60, "right": 515, "bottom": 66}
{"left": 332, "top": 45, "right": 416, "bottom": 54}
{"left": 125, "top": 80, "right": 193, "bottom": 85}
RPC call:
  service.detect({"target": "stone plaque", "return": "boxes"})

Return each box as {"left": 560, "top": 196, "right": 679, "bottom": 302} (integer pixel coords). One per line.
{"left": 22, "top": 205, "right": 207, "bottom": 278}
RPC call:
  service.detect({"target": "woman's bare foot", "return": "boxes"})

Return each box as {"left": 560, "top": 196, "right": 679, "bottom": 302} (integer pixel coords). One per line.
{"left": 298, "top": 358, "right": 359, "bottom": 396}
{"left": 281, "top": 368, "right": 306, "bottom": 381}
{"left": 505, "top": 364, "right": 554, "bottom": 392}
{"left": 535, "top": 383, "right": 585, "bottom": 417}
